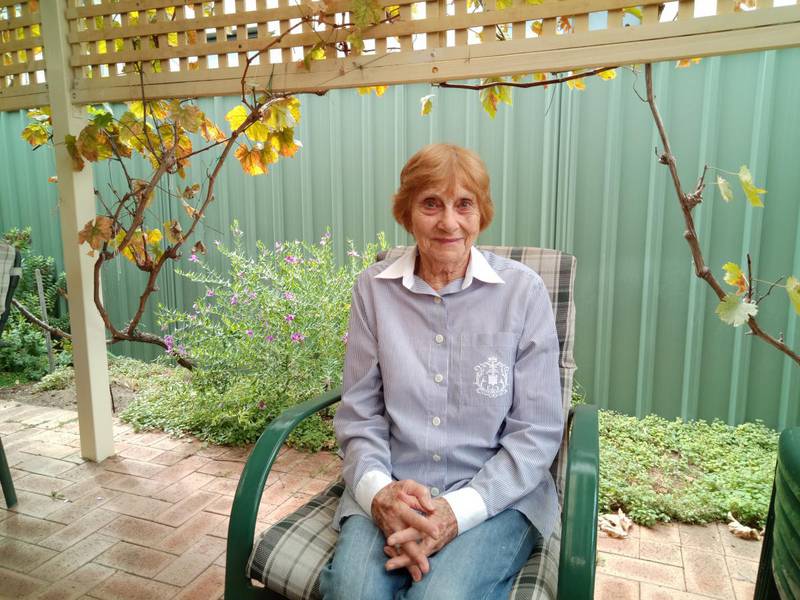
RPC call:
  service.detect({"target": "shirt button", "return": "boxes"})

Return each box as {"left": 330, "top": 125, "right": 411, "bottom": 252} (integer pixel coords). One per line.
{"left": 432, "top": 416, "right": 441, "bottom": 427}
{"left": 433, "top": 297, "right": 442, "bottom": 304}
{"left": 434, "top": 334, "right": 444, "bottom": 344}
{"left": 434, "top": 373, "right": 444, "bottom": 384}
{"left": 432, "top": 454, "right": 441, "bottom": 462}
{"left": 431, "top": 487, "right": 440, "bottom": 497}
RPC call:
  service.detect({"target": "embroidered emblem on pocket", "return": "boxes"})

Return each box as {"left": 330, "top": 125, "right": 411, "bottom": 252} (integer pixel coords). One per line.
{"left": 474, "top": 356, "right": 509, "bottom": 398}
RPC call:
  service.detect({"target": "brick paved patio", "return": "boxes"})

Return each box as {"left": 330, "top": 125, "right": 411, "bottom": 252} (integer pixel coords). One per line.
{"left": 0, "top": 400, "right": 762, "bottom": 599}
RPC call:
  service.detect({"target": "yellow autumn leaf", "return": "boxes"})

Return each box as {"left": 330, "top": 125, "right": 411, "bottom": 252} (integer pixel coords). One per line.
{"left": 127, "top": 100, "right": 168, "bottom": 120}
{"left": 676, "top": 57, "right": 702, "bottom": 68}
{"left": 199, "top": 117, "right": 227, "bottom": 143}
{"left": 716, "top": 175, "right": 733, "bottom": 202}
{"left": 167, "top": 32, "right": 179, "bottom": 47}
{"left": 234, "top": 144, "right": 267, "bottom": 175}
{"left": 225, "top": 105, "right": 249, "bottom": 132}
{"left": 530, "top": 20, "right": 543, "bottom": 35}
{"left": 420, "top": 94, "right": 434, "bottom": 116}
{"left": 245, "top": 119, "right": 272, "bottom": 143}
{"left": 164, "top": 220, "right": 183, "bottom": 244}
{"left": 598, "top": 69, "right": 617, "bottom": 80}
{"left": 496, "top": 0, "right": 513, "bottom": 9}
{"left": 738, "top": 165, "right": 766, "bottom": 207}
{"left": 566, "top": 76, "right": 586, "bottom": 91}
{"left": 523, "top": 0, "right": 544, "bottom": 4}
{"left": 21, "top": 122, "right": 50, "bottom": 147}
{"left": 722, "top": 262, "right": 747, "bottom": 295}
{"left": 357, "top": 86, "right": 388, "bottom": 96}
{"left": 786, "top": 276, "right": 800, "bottom": 315}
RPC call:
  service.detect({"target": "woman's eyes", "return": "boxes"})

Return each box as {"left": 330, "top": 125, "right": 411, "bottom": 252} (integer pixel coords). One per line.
{"left": 458, "top": 198, "right": 474, "bottom": 209}
{"left": 422, "top": 197, "right": 439, "bottom": 208}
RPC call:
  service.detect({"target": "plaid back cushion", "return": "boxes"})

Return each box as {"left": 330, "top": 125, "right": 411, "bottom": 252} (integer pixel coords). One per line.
{"left": 249, "top": 246, "right": 577, "bottom": 600}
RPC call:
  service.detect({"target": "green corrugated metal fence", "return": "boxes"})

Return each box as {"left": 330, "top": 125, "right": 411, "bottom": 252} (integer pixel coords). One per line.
{"left": 0, "top": 52, "right": 798, "bottom": 429}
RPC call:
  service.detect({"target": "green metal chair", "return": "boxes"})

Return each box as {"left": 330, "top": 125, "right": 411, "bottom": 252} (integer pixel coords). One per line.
{"left": 0, "top": 241, "right": 22, "bottom": 508}
{"left": 225, "top": 246, "right": 599, "bottom": 600}
{"left": 754, "top": 427, "right": 800, "bottom": 599}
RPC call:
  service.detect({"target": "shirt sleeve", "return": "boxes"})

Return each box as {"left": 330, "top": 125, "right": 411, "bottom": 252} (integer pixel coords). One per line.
{"left": 333, "top": 275, "right": 393, "bottom": 516}
{"left": 460, "top": 277, "right": 564, "bottom": 521}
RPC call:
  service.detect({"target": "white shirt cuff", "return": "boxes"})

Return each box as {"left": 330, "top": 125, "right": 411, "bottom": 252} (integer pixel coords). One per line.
{"left": 354, "top": 470, "right": 393, "bottom": 517}
{"left": 442, "top": 486, "right": 488, "bottom": 534}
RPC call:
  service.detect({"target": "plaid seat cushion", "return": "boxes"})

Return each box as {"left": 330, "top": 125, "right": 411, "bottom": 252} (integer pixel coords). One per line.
{"left": 248, "top": 480, "right": 560, "bottom": 600}
{"left": 247, "top": 246, "right": 576, "bottom": 600}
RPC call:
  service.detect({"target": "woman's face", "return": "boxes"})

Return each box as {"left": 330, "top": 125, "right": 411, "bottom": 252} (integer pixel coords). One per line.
{"left": 409, "top": 179, "right": 481, "bottom": 269}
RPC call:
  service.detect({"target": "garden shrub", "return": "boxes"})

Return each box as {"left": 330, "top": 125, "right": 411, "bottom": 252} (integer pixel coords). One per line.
{"left": 599, "top": 410, "right": 778, "bottom": 527}
{"left": 121, "top": 227, "right": 387, "bottom": 450}
{"left": 0, "top": 313, "right": 49, "bottom": 380}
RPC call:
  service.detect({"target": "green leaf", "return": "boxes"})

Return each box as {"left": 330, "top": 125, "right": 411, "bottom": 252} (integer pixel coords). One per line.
{"left": 715, "top": 294, "right": 757, "bottom": 327}
{"left": 420, "top": 94, "right": 434, "bottom": 116}
{"left": 737, "top": 165, "right": 766, "bottom": 207}
{"left": 787, "top": 276, "right": 800, "bottom": 315}
{"left": 351, "top": 0, "right": 382, "bottom": 29}
{"left": 716, "top": 175, "right": 733, "bottom": 202}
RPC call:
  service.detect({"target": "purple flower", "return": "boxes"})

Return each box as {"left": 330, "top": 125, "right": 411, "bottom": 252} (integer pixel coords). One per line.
{"left": 266, "top": 335, "right": 276, "bottom": 342}
{"left": 291, "top": 332, "right": 305, "bottom": 343}
{"left": 347, "top": 250, "right": 360, "bottom": 258}
{"left": 284, "top": 314, "right": 295, "bottom": 322}
{"left": 342, "top": 332, "right": 349, "bottom": 344}
{"left": 320, "top": 232, "right": 331, "bottom": 245}
{"left": 230, "top": 294, "right": 239, "bottom": 306}
{"left": 283, "top": 291, "right": 295, "bottom": 301}
{"left": 258, "top": 400, "right": 266, "bottom": 410}
{"left": 246, "top": 329, "right": 254, "bottom": 338}
{"left": 206, "top": 289, "right": 215, "bottom": 297}
{"left": 188, "top": 253, "right": 199, "bottom": 263}
{"left": 164, "top": 335, "right": 174, "bottom": 353}
{"left": 285, "top": 255, "right": 300, "bottom": 264}
{"left": 248, "top": 291, "right": 257, "bottom": 300}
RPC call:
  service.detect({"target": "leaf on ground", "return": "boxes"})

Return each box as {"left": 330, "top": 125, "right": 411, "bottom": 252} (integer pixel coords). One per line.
{"left": 715, "top": 294, "right": 758, "bottom": 327}
{"left": 420, "top": 94, "right": 434, "bottom": 116}
{"left": 786, "top": 276, "right": 800, "bottom": 315}
{"left": 737, "top": 165, "right": 766, "bottom": 207}
{"left": 727, "top": 512, "right": 761, "bottom": 541}
{"left": 78, "top": 216, "right": 113, "bottom": 252}
{"left": 722, "top": 262, "right": 747, "bottom": 295}
{"left": 716, "top": 175, "right": 734, "bottom": 202}
{"left": 599, "top": 509, "right": 633, "bottom": 538}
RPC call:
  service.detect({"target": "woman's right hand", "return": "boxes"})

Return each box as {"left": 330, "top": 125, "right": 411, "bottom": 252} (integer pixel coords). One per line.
{"left": 371, "top": 480, "right": 438, "bottom": 581}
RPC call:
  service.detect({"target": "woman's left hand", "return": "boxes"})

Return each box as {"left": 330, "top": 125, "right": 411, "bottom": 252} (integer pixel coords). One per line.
{"left": 382, "top": 497, "right": 459, "bottom": 575}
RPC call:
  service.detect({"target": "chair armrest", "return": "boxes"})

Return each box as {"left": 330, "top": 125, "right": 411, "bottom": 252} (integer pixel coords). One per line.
{"left": 558, "top": 404, "right": 599, "bottom": 600}
{"left": 225, "top": 388, "right": 342, "bottom": 600}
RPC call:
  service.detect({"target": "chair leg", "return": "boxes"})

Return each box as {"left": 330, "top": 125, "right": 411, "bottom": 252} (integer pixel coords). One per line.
{"left": 0, "top": 437, "right": 17, "bottom": 508}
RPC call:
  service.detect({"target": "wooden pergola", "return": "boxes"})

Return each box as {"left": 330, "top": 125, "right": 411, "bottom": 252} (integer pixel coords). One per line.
{"left": 2, "top": 0, "right": 799, "bottom": 461}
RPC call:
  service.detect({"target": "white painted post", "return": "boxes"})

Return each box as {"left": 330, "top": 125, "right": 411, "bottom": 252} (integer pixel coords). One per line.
{"left": 40, "top": 1, "right": 114, "bottom": 461}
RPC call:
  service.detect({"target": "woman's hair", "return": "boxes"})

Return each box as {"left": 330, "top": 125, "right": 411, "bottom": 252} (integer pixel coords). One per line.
{"left": 392, "top": 143, "right": 494, "bottom": 232}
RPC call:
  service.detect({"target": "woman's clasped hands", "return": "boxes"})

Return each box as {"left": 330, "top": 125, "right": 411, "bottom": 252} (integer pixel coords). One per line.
{"left": 370, "top": 479, "right": 459, "bottom": 582}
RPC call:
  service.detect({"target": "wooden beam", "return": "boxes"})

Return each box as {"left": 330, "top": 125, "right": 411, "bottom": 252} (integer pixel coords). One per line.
{"left": 40, "top": 0, "right": 114, "bottom": 463}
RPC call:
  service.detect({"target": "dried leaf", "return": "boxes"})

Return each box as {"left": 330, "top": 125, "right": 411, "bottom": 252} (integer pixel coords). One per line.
{"left": 717, "top": 175, "right": 734, "bottom": 202}
{"left": 78, "top": 216, "right": 113, "bottom": 252}
{"left": 727, "top": 512, "right": 761, "bottom": 541}
{"left": 65, "top": 135, "right": 85, "bottom": 171}
{"left": 164, "top": 220, "right": 183, "bottom": 244}
{"left": 599, "top": 509, "right": 633, "bottom": 539}
{"left": 192, "top": 240, "right": 207, "bottom": 255}
{"left": 181, "top": 200, "right": 198, "bottom": 219}
{"left": 676, "top": 57, "right": 702, "bottom": 68}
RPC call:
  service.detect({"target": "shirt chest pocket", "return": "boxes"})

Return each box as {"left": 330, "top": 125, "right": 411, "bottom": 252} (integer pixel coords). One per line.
{"left": 459, "top": 332, "right": 517, "bottom": 406}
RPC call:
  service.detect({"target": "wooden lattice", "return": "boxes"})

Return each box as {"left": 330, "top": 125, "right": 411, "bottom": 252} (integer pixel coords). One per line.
{"left": 1, "top": 0, "right": 799, "bottom": 111}
{"left": 0, "top": 0, "right": 48, "bottom": 110}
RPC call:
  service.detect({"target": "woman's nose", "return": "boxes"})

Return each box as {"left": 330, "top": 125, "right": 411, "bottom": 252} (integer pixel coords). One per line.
{"left": 438, "top": 206, "right": 458, "bottom": 231}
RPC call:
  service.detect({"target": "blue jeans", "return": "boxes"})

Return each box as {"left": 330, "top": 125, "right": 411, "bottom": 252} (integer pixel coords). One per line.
{"left": 319, "top": 509, "right": 540, "bottom": 600}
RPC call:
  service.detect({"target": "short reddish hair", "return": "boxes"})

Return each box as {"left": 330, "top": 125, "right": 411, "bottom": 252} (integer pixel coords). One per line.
{"left": 392, "top": 144, "right": 494, "bottom": 233}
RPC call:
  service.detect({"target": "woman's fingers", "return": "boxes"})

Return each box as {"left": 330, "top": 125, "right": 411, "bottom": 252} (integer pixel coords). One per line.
{"left": 386, "top": 526, "right": 420, "bottom": 547}
{"left": 385, "top": 541, "right": 429, "bottom": 574}
{"left": 400, "top": 480, "right": 436, "bottom": 513}
{"left": 408, "top": 565, "right": 423, "bottom": 582}
{"left": 397, "top": 503, "right": 440, "bottom": 539}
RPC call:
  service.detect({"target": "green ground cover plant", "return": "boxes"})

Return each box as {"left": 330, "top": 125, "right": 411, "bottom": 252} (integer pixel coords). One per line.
{"left": 121, "top": 228, "right": 386, "bottom": 450}
{"left": 599, "top": 410, "right": 778, "bottom": 528}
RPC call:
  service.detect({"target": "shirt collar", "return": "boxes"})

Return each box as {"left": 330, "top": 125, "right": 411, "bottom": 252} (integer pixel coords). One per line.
{"left": 375, "top": 246, "right": 504, "bottom": 290}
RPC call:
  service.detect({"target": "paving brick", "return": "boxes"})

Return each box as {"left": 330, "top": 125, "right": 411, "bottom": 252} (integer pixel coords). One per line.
{"left": 40, "top": 508, "right": 118, "bottom": 552}
{"left": 0, "top": 537, "right": 58, "bottom": 572}
{"left": 216, "top": 446, "right": 251, "bottom": 462}
{"left": 0, "top": 566, "right": 47, "bottom": 598}
{"left": 101, "top": 473, "right": 169, "bottom": 497}
{"left": 101, "top": 493, "right": 172, "bottom": 520}
{"left": 153, "top": 491, "right": 218, "bottom": 527}
{"left": 33, "top": 562, "right": 115, "bottom": 600}
{"left": 86, "top": 571, "right": 180, "bottom": 600}
{"left": 595, "top": 573, "right": 640, "bottom": 600}
{"left": 30, "top": 533, "right": 117, "bottom": 582}
{"left": 152, "top": 472, "right": 215, "bottom": 503}
{"left": 15, "top": 455, "right": 75, "bottom": 477}
{"left": 0, "top": 512, "right": 64, "bottom": 543}
{"left": 0, "top": 421, "right": 28, "bottom": 434}
{"left": 22, "top": 442, "right": 78, "bottom": 460}
{"left": 152, "top": 455, "right": 211, "bottom": 485}
{"left": 172, "top": 564, "right": 225, "bottom": 600}
{"left": 301, "top": 477, "right": 336, "bottom": 496}
{"left": 640, "top": 583, "right": 718, "bottom": 599}
{"left": 289, "top": 452, "right": 339, "bottom": 476}
{"left": 150, "top": 451, "right": 188, "bottom": 466}
{"left": 207, "top": 515, "right": 229, "bottom": 539}
{"left": 154, "top": 535, "right": 226, "bottom": 587}
{"left": 682, "top": 547, "right": 734, "bottom": 598}
{"left": 731, "top": 579, "right": 756, "bottom": 600}
{"left": 717, "top": 523, "right": 763, "bottom": 561}
{"left": 678, "top": 523, "right": 723, "bottom": 553}
{"left": 640, "top": 523, "right": 680, "bottom": 544}
{"left": 7, "top": 490, "right": 69, "bottom": 519}
{"left": 99, "top": 515, "right": 174, "bottom": 546}
{"left": 118, "top": 445, "right": 166, "bottom": 462}
{"left": 201, "top": 476, "right": 239, "bottom": 496}
{"left": 203, "top": 494, "right": 234, "bottom": 517}
{"left": 96, "top": 541, "right": 176, "bottom": 578}
{"left": 60, "top": 461, "right": 111, "bottom": 484}
{"left": 46, "top": 490, "right": 118, "bottom": 525}
{"left": 639, "top": 540, "right": 682, "bottom": 567}
{"left": 598, "top": 532, "right": 640, "bottom": 558}
{"left": 597, "top": 553, "right": 685, "bottom": 591}
{"left": 15, "top": 473, "right": 73, "bottom": 495}
{"left": 725, "top": 555, "right": 759, "bottom": 585}
{"left": 197, "top": 460, "right": 244, "bottom": 479}
{"left": 102, "top": 459, "right": 165, "bottom": 479}
{"left": 156, "top": 511, "right": 225, "bottom": 554}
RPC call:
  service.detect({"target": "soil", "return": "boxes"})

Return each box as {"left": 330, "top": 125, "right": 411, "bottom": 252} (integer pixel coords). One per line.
{"left": 0, "top": 380, "right": 138, "bottom": 415}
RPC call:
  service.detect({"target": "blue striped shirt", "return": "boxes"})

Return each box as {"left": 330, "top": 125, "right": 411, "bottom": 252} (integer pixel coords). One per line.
{"left": 333, "top": 246, "right": 564, "bottom": 539}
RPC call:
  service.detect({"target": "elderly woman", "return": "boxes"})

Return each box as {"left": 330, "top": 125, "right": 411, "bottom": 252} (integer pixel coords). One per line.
{"left": 320, "top": 144, "right": 564, "bottom": 600}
